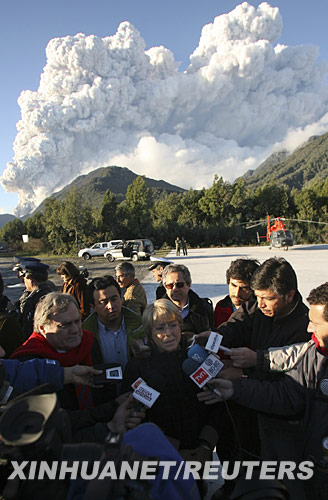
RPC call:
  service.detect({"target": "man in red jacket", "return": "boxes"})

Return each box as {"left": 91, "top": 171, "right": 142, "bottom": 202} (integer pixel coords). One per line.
{"left": 214, "top": 258, "right": 259, "bottom": 327}
{"left": 11, "top": 292, "right": 96, "bottom": 409}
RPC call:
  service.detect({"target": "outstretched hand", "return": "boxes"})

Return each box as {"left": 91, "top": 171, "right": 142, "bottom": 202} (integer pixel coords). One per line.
{"left": 230, "top": 347, "right": 257, "bottom": 368}
{"left": 197, "top": 378, "right": 234, "bottom": 405}
{"left": 108, "top": 394, "right": 147, "bottom": 434}
{"left": 64, "top": 365, "right": 103, "bottom": 387}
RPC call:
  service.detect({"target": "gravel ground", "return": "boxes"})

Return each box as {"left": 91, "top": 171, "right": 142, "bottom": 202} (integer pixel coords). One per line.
{"left": 0, "top": 255, "right": 153, "bottom": 304}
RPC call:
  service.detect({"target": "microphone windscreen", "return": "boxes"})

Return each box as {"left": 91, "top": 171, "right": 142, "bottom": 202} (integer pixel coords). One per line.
{"left": 182, "top": 358, "right": 200, "bottom": 376}
{"left": 188, "top": 344, "right": 208, "bottom": 364}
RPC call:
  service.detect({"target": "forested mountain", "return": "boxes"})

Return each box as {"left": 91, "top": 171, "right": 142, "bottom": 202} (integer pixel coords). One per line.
{"left": 240, "top": 132, "right": 328, "bottom": 190}
{"left": 32, "top": 165, "right": 185, "bottom": 215}
{"left": 0, "top": 214, "right": 16, "bottom": 230}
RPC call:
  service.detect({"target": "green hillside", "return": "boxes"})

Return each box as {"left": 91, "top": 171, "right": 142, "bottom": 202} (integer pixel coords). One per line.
{"left": 0, "top": 214, "right": 16, "bottom": 230}
{"left": 241, "top": 132, "right": 328, "bottom": 190}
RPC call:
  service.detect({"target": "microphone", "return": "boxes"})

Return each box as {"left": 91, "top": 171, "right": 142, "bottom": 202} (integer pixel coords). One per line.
{"left": 182, "top": 359, "right": 222, "bottom": 397}
{"left": 182, "top": 358, "right": 200, "bottom": 376}
{"left": 131, "top": 372, "right": 165, "bottom": 411}
{"left": 188, "top": 344, "right": 208, "bottom": 364}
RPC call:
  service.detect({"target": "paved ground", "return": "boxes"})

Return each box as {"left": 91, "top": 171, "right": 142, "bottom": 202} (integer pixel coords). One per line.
{"left": 2, "top": 243, "right": 327, "bottom": 306}
{"left": 143, "top": 243, "right": 328, "bottom": 306}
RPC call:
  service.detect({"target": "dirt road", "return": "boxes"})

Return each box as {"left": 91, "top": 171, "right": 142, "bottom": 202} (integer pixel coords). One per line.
{"left": 0, "top": 255, "right": 153, "bottom": 304}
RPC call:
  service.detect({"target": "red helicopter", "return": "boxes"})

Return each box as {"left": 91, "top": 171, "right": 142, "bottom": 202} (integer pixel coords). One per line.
{"left": 257, "top": 215, "right": 293, "bottom": 250}
{"left": 245, "top": 215, "right": 328, "bottom": 250}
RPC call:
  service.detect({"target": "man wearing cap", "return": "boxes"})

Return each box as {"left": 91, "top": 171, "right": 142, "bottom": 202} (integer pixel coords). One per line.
{"left": 19, "top": 261, "right": 56, "bottom": 338}
{"left": 148, "top": 256, "right": 172, "bottom": 299}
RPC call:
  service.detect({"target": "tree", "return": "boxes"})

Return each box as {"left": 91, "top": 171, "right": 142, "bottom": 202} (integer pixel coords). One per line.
{"left": 101, "top": 190, "right": 118, "bottom": 237}
{"left": 151, "top": 192, "right": 183, "bottom": 245}
{"left": 198, "top": 176, "right": 232, "bottom": 223}
{"left": 177, "top": 189, "right": 205, "bottom": 227}
{"left": 252, "top": 184, "right": 290, "bottom": 220}
{"left": 124, "top": 176, "right": 153, "bottom": 236}
{"left": 25, "top": 212, "right": 45, "bottom": 239}
{"left": 61, "top": 188, "right": 93, "bottom": 248}
{"left": 42, "top": 196, "right": 67, "bottom": 252}
{"left": 0, "top": 218, "right": 26, "bottom": 245}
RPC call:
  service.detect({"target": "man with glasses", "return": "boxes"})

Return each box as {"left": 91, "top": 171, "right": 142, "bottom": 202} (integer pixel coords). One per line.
{"left": 162, "top": 264, "right": 213, "bottom": 341}
{"left": 11, "top": 292, "right": 101, "bottom": 408}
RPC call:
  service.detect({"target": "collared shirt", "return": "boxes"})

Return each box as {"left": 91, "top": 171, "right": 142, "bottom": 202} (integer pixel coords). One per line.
{"left": 179, "top": 300, "right": 190, "bottom": 319}
{"left": 97, "top": 316, "right": 128, "bottom": 368}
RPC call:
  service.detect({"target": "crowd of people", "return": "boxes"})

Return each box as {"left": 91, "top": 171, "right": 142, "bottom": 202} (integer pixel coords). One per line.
{"left": 0, "top": 252, "right": 327, "bottom": 500}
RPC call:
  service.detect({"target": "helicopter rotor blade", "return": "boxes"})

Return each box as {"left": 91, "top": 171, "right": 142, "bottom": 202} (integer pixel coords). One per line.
{"left": 245, "top": 222, "right": 264, "bottom": 229}
{"left": 236, "top": 219, "right": 266, "bottom": 226}
{"left": 280, "top": 218, "right": 328, "bottom": 225}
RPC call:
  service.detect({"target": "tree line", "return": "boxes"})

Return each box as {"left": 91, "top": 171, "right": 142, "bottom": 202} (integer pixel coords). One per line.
{"left": 1, "top": 175, "right": 328, "bottom": 254}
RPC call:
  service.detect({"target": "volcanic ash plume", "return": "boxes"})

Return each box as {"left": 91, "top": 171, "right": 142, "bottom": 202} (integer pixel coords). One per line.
{"left": 2, "top": 1, "right": 328, "bottom": 215}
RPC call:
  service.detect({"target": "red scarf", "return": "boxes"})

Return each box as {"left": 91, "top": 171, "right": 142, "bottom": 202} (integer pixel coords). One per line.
{"left": 11, "top": 329, "right": 94, "bottom": 367}
{"left": 312, "top": 333, "right": 328, "bottom": 357}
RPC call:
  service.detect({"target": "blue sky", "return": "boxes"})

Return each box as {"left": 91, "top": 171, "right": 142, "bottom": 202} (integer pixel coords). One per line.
{"left": 1, "top": 0, "right": 328, "bottom": 215}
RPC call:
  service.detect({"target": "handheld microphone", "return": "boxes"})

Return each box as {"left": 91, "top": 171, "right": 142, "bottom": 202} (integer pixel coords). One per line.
{"left": 131, "top": 372, "right": 165, "bottom": 410}
{"left": 182, "top": 359, "right": 222, "bottom": 397}
{"left": 188, "top": 344, "right": 208, "bottom": 364}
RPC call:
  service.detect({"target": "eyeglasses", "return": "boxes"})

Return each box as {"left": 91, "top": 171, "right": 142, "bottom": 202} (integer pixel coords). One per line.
{"left": 154, "top": 322, "right": 179, "bottom": 338}
{"left": 165, "top": 281, "right": 186, "bottom": 290}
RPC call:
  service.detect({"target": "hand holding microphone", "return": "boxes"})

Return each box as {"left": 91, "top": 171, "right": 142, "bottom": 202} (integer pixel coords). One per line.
{"left": 182, "top": 358, "right": 222, "bottom": 397}
{"left": 182, "top": 344, "right": 224, "bottom": 397}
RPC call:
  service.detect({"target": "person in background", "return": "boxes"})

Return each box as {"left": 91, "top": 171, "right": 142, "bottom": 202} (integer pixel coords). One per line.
{"left": 214, "top": 258, "right": 259, "bottom": 327}
{"left": 115, "top": 262, "right": 147, "bottom": 316}
{"left": 0, "top": 273, "right": 24, "bottom": 357}
{"left": 148, "top": 256, "right": 173, "bottom": 299}
{"left": 175, "top": 236, "right": 181, "bottom": 256}
{"left": 57, "top": 260, "right": 90, "bottom": 321}
{"left": 181, "top": 237, "right": 188, "bottom": 256}
{"left": 0, "top": 273, "right": 14, "bottom": 313}
{"left": 18, "top": 261, "right": 56, "bottom": 339}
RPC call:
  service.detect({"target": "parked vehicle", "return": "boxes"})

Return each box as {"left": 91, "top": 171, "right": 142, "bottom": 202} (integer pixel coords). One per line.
{"left": 104, "top": 239, "right": 154, "bottom": 262}
{"left": 78, "top": 240, "right": 122, "bottom": 260}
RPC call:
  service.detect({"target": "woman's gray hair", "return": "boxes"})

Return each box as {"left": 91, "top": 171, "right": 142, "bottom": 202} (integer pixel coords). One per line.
{"left": 142, "top": 299, "right": 182, "bottom": 342}
{"left": 162, "top": 264, "right": 191, "bottom": 286}
{"left": 34, "top": 292, "right": 79, "bottom": 332}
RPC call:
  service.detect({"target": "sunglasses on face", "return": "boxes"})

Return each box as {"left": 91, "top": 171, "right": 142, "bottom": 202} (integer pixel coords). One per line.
{"left": 165, "top": 281, "right": 186, "bottom": 290}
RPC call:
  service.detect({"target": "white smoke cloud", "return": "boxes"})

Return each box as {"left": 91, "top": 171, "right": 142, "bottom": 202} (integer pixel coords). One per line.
{"left": 2, "top": 1, "right": 328, "bottom": 215}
